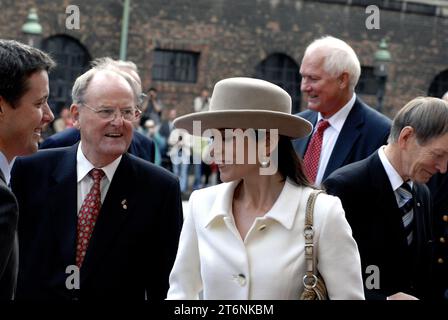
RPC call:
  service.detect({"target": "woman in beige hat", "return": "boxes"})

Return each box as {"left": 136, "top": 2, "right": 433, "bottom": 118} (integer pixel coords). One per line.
{"left": 167, "top": 77, "right": 364, "bottom": 300}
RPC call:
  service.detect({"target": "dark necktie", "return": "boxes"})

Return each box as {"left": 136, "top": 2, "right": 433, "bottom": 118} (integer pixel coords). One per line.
{"left": 397, "top": 182, "right": 414, "bottom": 246}
{"left": 76, "top": 168, "right": 105, "bottom": 268}
{"left": 303, "top": 120, "right": 330, "bottom": 183}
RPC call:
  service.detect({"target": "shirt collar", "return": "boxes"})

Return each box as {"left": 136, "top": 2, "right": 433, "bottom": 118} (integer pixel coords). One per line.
{"left": 317, "top": 93, "right": 356, "bottom": 133}
{"left": 0, "top": 151, "right": 16, "bottom": 186}
{"left": 76, "top": 142, "right": 122, "bottom": 183}
{"left": 204, "top": 178, "right": 302, "bottom": 230}
{"left": 378, "top": 146, "right": 413, "bottom": 192}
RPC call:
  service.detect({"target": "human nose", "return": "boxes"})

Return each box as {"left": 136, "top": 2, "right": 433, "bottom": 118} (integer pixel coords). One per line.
{"left": 301, "top": 78, "right": 309, "bottom": 92}
{"left": 437, "top": 159, "right": 448, "bottom": 174}
{"left": 43, "top": 103, "right": 54, "bottom": 123}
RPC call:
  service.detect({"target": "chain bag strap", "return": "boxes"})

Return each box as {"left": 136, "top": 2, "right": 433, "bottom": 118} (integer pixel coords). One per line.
{"left": 300, "top": 190, "right": 329, "bottom": 300}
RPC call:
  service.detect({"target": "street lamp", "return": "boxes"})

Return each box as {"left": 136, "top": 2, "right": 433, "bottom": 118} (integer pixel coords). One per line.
{"left": 374, "top": 39, "right": 391, "bottom": 114}
{"left": 21, "top": 8, "right": 43, "bottom": 47}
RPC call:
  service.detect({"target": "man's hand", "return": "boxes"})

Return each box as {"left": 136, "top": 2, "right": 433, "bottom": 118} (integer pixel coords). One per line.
{"left": 387, "top": 292, "right": 419, "bottom": 300}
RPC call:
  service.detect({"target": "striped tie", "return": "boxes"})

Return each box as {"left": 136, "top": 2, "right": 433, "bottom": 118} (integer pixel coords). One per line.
{"left": 397, "top": 182, "right": 414, "bottom": 246}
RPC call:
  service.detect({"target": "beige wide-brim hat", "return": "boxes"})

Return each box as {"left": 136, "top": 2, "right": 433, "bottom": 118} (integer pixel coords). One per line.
{"left": 174, "top": 77, "right": 313, "bottom": 139}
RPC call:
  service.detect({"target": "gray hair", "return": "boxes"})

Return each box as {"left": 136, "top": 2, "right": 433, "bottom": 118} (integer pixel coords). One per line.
{"left": 91, "top": 57, "right": 138, "bottom": 73}
{"left": 304, "top": 36, "right": 361, "bottom": 92}
{"left": 388, "top": 96, "right": 448, "bottom": 145}
{"left": 72, "top": 68, "right": 139, "bottom": 105}
{"left": 90, "top": 57, "right": 143, "bottom": 106}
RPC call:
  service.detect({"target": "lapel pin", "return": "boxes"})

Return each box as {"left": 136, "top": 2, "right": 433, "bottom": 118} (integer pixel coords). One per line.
{"left": 121, "top": 199, "right": 128, "bottom": 210}
{"left": 417, "top": 202, "right": 421, "bottom": 207}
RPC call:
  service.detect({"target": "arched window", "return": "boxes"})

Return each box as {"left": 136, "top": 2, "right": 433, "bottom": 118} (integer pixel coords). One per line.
{"left": 254, "top": 53, "right": 301, "bottom": 114}
{"left": 42, "top": 35, "right": 91, "bottom": 115}
{"left": 428, "top": 69, "right": 448, "bottom": 98}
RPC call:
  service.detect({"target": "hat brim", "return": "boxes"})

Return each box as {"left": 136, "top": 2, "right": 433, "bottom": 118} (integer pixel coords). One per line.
{"left": 173, "top": 109, "right": 313, "bottom": 139}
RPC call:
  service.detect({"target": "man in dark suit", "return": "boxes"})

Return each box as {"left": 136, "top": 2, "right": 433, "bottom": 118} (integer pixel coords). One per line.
{"left": 293, "top": 36, "right": 391, "bottom": 186}
{"left": 0, "top": 40, "right": 55, "bottom": 300}
{"left": 324, "top": 97, "right": 448, "bottom": 300}
{"left": 11, "top": 66, "right": 182, "bottom": 300}
{"left": 40, "top": 127, "right": 155, "bottom": 163}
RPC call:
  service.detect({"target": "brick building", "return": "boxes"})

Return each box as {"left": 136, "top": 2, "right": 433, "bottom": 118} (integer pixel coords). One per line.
{"left": 0, "top": 0, "right": 447, "bottom": 118}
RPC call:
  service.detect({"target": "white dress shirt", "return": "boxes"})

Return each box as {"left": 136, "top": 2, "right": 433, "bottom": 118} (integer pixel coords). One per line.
{"left": 0, "top": 151, "right": 15, "bottom": 186}
{"left": 314, "top": 94, "right": 356, "bottom": 186}
{"left": 378, "top": 146, "right": 413, "bottom": 205}
{"left": 76, "top": 143, "right": 121, "bottom": 214}
{"left": 167, "top": 179, "right": 365, "bottom": 300}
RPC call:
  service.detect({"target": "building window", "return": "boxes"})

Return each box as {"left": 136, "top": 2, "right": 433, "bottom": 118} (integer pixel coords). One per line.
{"left": 42, "top": 35, "right": 90, "bottom": 115}
{"left": 356, "top": 66, "right": 378, "bottom": 95}
{"left": 254, "top": 53, "right": 302, "bottom": 114}
{"left": 152, "top": 49, "right": 199, "bottom": 83}
{"left": 428, "top": 69, "right": 448, "bottom": 98}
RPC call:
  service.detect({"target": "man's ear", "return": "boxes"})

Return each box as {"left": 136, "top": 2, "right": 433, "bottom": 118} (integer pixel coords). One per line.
{"left": 0, "top": 96, "right": 9, "bottom": 121}
{"left": 338, "top": 72, "right": 350, "bottom": 90}
{"left": 0, "top": 96, "right": 5, "bottom": 114}
{"left": 70, "top": 104, "right": 81, "bottom": 129}
{"left": 398, "top": 126, "right": 415, "bottom": 149}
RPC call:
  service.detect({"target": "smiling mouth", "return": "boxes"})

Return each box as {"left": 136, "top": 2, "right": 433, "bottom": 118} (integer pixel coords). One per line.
{"left": 105, "top": 133, "right": 123, "bottom": 138}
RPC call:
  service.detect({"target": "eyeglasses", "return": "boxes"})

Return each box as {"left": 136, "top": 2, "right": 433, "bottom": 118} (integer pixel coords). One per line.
{"left": 81, "top": 103, "right": 141, "bottom": 121}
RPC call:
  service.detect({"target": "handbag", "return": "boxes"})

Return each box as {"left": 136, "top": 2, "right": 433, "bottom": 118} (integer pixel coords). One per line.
{"left": 300, "top": 190, "right": 329, "bottom": 300}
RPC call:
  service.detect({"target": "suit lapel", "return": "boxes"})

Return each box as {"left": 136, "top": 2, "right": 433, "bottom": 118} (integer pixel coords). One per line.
{"left": 50, "top": 144, "right": 79, "bottom": 268}
{"left": 323, "top": 99, "right": 364, "bottom": 180}
{"left": 368, "top": 152, "right": 407, "bottom": 246}
{"left": 293, "top": 111, "right": 316, "bottom": 157}
{"left": 80, "top": 153, "right": 135, "bottom": 282}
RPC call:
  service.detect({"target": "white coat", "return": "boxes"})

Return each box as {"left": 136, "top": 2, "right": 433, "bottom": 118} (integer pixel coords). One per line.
{"left": 167, "top": 179, "right": 365, "bottom": 300}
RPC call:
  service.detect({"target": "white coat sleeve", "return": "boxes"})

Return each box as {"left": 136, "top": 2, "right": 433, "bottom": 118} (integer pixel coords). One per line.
{"left": 166, "top": 191, "right": 202, "bottom": 299}
{"left": 315, "top": 195, "right": 365, "bottom": 300}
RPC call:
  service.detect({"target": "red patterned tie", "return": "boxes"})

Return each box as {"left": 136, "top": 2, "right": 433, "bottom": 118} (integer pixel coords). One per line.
{"left": 303, "top": 120, "right": 330, "bottom": 183}
{"left": 76, "top": 168, "right": 105, "bottom": 268}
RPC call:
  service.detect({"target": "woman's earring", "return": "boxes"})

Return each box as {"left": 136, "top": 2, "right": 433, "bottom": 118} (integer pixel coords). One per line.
{"left": 260, "top": 157, "right": 270, "bottom": 168}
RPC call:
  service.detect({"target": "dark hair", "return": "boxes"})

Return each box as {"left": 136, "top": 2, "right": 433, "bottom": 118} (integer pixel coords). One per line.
{"left": 0, "top": 40, "right": 55, "bottom": 108}
{"left": 277, "top": 135, "right": 312, "bottom": 187}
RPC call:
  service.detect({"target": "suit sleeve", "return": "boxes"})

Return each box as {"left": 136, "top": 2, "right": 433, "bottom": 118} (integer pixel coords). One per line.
{"left": 166, "top": 190, "right": 202, "bottom": 299}
{"left": 324, "top": 175, "right": 389, "bottom": 300}
{"left": 0, "top": 184, "right": 18, "bottom": 280}
{"left": 315, "top": 195, "right": 365, "bottom": 300}
{"left": 147, "top": 177, "right": 183, "bottom": 299}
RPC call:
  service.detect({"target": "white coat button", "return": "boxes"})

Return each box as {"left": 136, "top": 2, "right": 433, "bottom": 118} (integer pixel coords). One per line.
{"left": 233, "top": 274, "right": 246, "bottom": 286}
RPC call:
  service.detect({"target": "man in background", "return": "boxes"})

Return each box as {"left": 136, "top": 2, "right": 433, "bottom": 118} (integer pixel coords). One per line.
{"left": 294, "top": 36, "right": 391, "bottom": 186}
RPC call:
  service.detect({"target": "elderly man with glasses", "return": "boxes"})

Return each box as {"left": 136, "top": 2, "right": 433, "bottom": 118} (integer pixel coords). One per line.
{"left": 10, "top": 67, "right": 183, "bottom": 301}
{"left": 40, "top": 58, "right": 156, "bottom": 164}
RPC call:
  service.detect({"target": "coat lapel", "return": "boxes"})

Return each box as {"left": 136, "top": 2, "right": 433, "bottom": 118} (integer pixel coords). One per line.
{"left": 292, "top": 111, "right": 316, "bottom": 157}
{"left": 323, "top": 98, "right": 364, "bottom": 180}
{"left": 80, "top": 153, "right": 134, "bottom": 282}
{"left": 49, "top": 144, "right": 79, "bottom": 268}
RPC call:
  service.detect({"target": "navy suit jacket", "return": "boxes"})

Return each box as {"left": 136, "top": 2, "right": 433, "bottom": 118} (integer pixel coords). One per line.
{"left": 0, "top": 171, "right": 18, "bottom": 300}
{"left": 427, "top": 173, "right": 448, "bottom": 300}
{"left": 324, "top": 152, "right": 434, "bottom": 300}
{"left": 293, "top": 97, "right": 391, "bottom": 181}
{"left": 11, "top": 145, "right": 183, "bottom": 300}
{"left": 40, "top": 127, "right": 156, "bottom": 163}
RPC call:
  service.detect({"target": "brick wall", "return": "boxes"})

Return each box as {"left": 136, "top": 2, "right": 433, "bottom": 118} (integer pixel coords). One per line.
{"left": 1, "top": 0, "right": 447, "bottom": 119}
